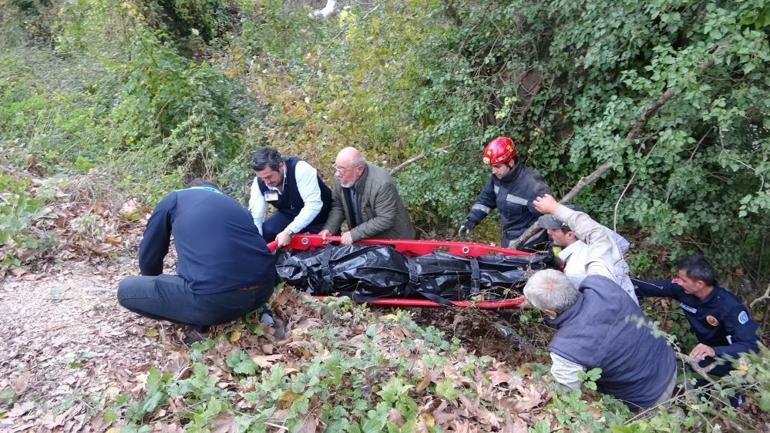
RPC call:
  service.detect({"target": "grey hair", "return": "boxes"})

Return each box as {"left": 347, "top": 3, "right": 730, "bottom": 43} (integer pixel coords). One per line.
{"left": 523, "top": 269, "right": 579, "bottom": 313}
{"left": 352, "top": 155, "right": 366, "bottom": 167}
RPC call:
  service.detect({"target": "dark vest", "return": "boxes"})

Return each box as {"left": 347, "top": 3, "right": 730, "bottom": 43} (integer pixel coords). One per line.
{"left": 257, "top": 157, "right": 332, "bottom": 227}
{"left": 549, "top": 275, "right": 675, "bottom": 410}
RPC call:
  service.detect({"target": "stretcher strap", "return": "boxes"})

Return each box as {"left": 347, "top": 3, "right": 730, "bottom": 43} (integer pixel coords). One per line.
{"left": 470, "top": 257, "right": 480, "bottom": 295}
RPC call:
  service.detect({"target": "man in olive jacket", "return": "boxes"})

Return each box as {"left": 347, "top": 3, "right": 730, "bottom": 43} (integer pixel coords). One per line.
{"left": 319, "top": 147, "right": 415, "bottom": 244}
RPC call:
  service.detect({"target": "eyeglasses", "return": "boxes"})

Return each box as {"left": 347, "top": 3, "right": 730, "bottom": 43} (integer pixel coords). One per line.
{"left": 333, "top": 164, "right": 355, "bottom": 173}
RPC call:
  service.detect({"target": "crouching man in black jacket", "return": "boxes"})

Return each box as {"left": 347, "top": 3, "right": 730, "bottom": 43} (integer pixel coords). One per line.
{"left": 117, "top": 180, "right": 277, "bottom": 343}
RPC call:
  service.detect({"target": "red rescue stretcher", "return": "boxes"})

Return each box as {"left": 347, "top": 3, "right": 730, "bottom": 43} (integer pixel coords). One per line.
{"left": 268, "top": 234, "right": 530, "bottom": 310}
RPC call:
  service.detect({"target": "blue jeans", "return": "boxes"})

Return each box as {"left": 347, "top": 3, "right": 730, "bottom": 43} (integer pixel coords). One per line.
{"left": 262, "top": 210, "right": 327, "bottom": 243}
{"left": 117, "top": 274, "right": 273, "bottom": 328}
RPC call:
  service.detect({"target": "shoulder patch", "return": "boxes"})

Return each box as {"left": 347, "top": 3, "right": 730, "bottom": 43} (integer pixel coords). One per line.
{"left": 705, "top": 315, "right": 719, "bottom": 327}
{"left": 738, "top": 310, "right": 749, "bottom": 325}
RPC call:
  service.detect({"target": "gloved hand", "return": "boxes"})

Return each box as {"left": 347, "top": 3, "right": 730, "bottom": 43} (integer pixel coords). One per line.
{"left": 457, "top": 223, "right": 471, "bottom": 238}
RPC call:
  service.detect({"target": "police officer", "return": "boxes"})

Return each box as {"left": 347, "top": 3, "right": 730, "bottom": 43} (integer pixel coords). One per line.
{"left": 458, "top": 136, "right": 550, "bottom": 250}
{"left": 633, "top": 254, "right": 759, "bottom": 377}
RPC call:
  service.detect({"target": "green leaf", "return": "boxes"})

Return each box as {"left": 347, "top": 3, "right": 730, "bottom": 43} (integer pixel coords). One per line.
{"left": 759, "top": 393, "right": 770, "bottom": 412}
{"left": 377, "top": 377, "right": 411, "bottom": 404}
{"left": 0, "top": 387, "right": 17, "bottom": 406}
{"left": 434, "top": 379, "right": 459, "bottom": 401}
{"left": 226, "top": 349, "right": 257, "bottom": 375}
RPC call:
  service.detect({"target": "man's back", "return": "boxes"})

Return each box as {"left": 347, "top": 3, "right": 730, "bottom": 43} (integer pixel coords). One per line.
{"left": 139, "top": 187, "right": 277, "bottom": 294}
{"left": 549, "top": 275, "right": 675, "bottom": 410}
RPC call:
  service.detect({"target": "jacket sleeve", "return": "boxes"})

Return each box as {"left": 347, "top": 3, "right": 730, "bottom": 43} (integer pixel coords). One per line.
{"left": 322, "top": 183, "right": 345, "bottom": 235}
{"left": 713, "top": 304, "right": 760, "bottom": 358}
{"left": 248, "top": 178, "right": 265, "bottom": 234}
{"left": 138, "top": 193, "right": 175, "bottom": 276}
{"left": 632, "top": 278, "right": 682, "bottom": 300}
{"left": 465, "top": 177, "right": 497, "bottom": 227}
{"left": 350, "top": 181, "right": 399, "bottom": 241}
{"left": 553, "top": 205, "right": 617, "bottom": 281}
{"left": 286, "top": 161, "right": 323, "bottom": 234}
{"left": 525, "top": 176, "right": 550, "bottom": 216}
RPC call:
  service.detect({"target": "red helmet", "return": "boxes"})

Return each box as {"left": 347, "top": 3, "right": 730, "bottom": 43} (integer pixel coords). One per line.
{"left": 483, "top": 136, "right": 517, "bottom": 166}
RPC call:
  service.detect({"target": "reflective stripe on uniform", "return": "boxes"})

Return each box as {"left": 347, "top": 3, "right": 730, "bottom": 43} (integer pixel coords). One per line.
{"left": 494, "top": 185, "right": 500, "bottom": 194}
{"left": 472, "top": 204, "right": 492, "bottom": 214}
{"left": 505, "top": 194, "right": 528, "bottom": 206}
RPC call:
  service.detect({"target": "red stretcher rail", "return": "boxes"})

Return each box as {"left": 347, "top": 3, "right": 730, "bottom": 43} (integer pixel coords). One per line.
{"left": 267, "top": 234, "right": 530, "bottom": 310}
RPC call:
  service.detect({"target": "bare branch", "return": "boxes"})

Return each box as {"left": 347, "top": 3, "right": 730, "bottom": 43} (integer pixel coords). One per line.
{"left": 389, "top": 145, "right": 451, "bottom": 175}
{"left": 749, "top": 283, "right": 770, "bottom": 310}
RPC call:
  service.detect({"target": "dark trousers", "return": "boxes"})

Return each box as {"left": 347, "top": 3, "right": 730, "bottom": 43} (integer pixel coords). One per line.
{"left": 262, "top": 211, "right": 326, "bottom": 243}
{"left": 117, "top": 274, "right": 273, "bottom": 328}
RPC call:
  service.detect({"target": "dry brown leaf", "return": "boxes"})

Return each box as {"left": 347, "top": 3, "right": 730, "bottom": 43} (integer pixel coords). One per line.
{"left": 388, "top": 408, "right": 404, "bottom": 427}
{"left": 10, "top": 268, "right": 27, "bottom": 277}
{"left": 270, "top": 286, "right": 294, "bottom": 308}
{"left": 211, "top": 412, "right": 237, "bottom": 433}
{"left": 6, "top": 401, "right": 36, "bottom": 418}
{"left": 295, "top": 414, "right": 319, "bottom": 433}
{"left": 512, "top": 381, "right": 548, "bottom": 413}
{"left": 105, "top": 234, "right": 123, "bottom": 245}
{"left": 458, "top": 394, "right": 500, "bottom": 427}
{"left": 431, "top": 400, "right": 458, "bottom": 426}
{"left": 252, "top": 354, "right": 283, "bottom": 368}
{"left": 11, "top": 371, "right": 31, "bottom": 394}
{"left": 415, "top": 373, "right": 433, "bottom": 394}
{"left": 500, "top": 414, "right": 528, "bottom": 433}
{"left": 152, "top": 422, "right": 185, "bottom": 433}
{"left": 487, "top": 368, "right": 512, "bottom": 386}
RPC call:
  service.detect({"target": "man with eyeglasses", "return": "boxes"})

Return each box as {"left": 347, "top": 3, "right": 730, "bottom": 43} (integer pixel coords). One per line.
{"left": 458, "top": 136, "right": 550, "bottom": 250}
{"left": 319, "top": 147, "right": 415, "bottom": 244}
{"left": 249, "top": 147, "right": 332, "bottom": 247}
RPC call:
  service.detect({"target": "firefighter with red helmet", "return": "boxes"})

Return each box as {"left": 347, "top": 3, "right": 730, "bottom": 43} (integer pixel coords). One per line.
{"left": 458, "top": 136, "right": 551, "bottom": 249}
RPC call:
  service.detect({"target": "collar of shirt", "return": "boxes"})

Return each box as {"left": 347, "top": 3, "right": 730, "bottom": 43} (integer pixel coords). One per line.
{"left": 698, "top": 285, "right": 722, "bottom": 305}
{"left": 558, "top": 241, "right": 585, "bottom": 262}
{"left": 262, "top": 171, "right": 287, "bottom": 194}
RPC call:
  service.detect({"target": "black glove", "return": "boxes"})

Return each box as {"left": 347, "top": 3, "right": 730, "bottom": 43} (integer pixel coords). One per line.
{"left": 457, "top": 223, "right": 472, "bottom": 238}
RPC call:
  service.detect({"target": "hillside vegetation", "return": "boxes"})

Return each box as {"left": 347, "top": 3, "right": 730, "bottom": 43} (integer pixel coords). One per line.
{"left": 1, "top": 0, "right": 769, "bottom": 431}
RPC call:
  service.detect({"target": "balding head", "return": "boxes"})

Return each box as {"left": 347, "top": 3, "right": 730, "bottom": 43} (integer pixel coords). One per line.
{"left": 334, "top": 147, "right": 367, "bottom": 187}
{"left": 336, "top": 147, "right": 364, "bottom": 166}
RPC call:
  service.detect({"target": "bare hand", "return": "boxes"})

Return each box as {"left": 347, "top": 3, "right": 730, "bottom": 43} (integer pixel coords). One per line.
{"left": 689, "top": 343, "right": 715, "bottom": 361}
{"left": 275, "top": 231, "right": 292, "bottom": 248}
{"left": 533, "top": 194, "right": 560, "bottom": 215}
{"left": 318, "top": 229, "right": 332, "bottom": 241}
{"left": 341, "top": 231, "right": 354, "bottom": 245}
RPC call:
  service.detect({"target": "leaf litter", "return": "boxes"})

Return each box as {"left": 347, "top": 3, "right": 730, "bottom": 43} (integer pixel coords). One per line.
{"left": 0, "top": 170, "right": 589, "bottom": 432}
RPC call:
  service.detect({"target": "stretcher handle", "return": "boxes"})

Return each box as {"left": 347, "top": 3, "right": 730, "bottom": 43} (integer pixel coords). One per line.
{"left": 267, "top": 235, "right": 342, "bottom": 253}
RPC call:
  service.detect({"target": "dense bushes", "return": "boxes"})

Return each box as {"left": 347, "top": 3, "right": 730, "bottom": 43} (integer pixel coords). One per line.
{"left": 2, "top": 0, "right": 769, "bottom": 430}
{"left": 3, "top": 0, "right": 769, "bottom": 309}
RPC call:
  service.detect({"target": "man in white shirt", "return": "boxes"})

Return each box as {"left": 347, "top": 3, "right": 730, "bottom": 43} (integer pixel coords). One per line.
{"left": 538, "top": 209, "right": 638, "bottom": 305}
{"left": 248, "top": 147, "right": 332, "bottom": 247}
{"left": 522, "top": 194, "right": 675, "bottom": 412}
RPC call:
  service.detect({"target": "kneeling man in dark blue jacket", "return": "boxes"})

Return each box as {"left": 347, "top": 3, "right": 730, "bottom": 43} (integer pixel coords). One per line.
{"left": 523, "top": 195, "right": 676, "bottom": 412}
{"left": 117, "top": 180, "right": 277, "bottom": 341}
